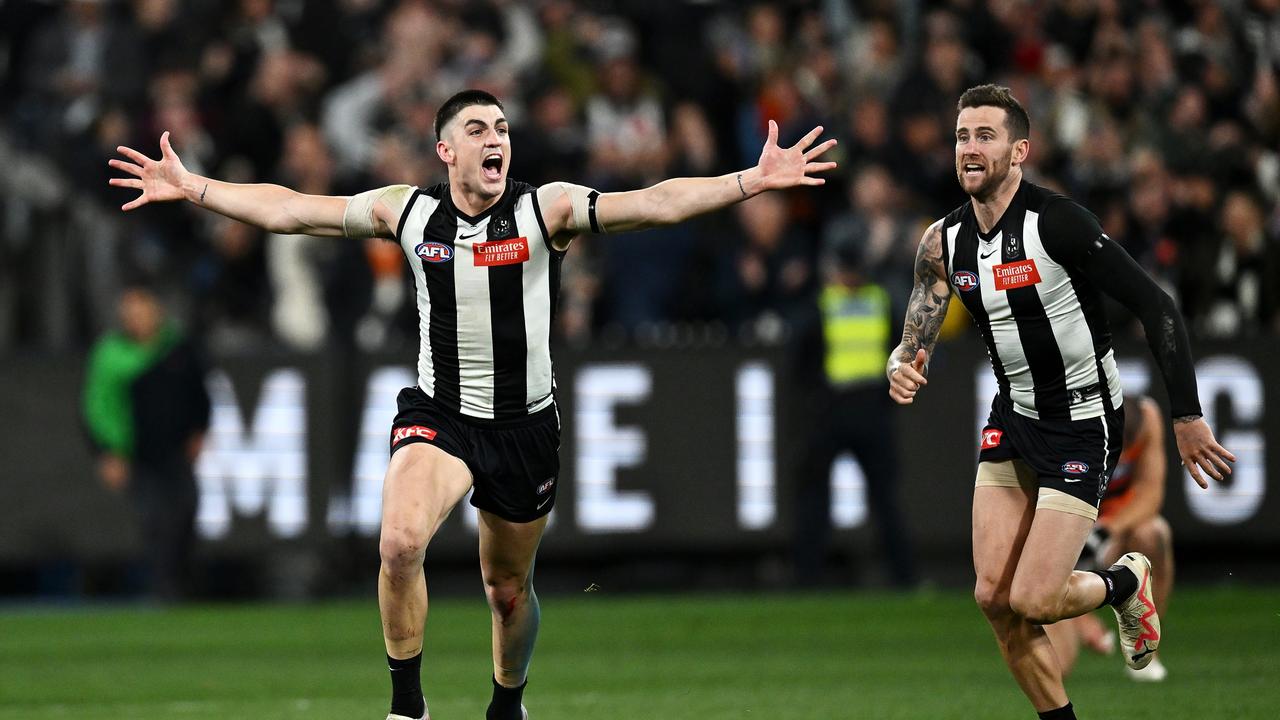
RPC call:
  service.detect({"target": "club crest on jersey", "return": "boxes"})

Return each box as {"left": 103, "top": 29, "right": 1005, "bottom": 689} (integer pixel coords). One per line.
{"left": 491, "top": 216, "right": 513, "bottom": 237}
{"left": 1005, "top": 233, "right": 1019, "bottom": 258}
{"left": 951, "top": 270, "right": 979, "bottom": 292}
{"left": 992, "top": 259, "right": 1041, "bottom": 291}
{"left": 1061, "top": 460, "right": 1090, "bottom": 475}
{"left": 415, "top": 241, "right": 454, "bottom": 263}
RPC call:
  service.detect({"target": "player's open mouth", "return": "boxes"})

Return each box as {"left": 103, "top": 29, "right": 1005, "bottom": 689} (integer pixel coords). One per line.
{"left": 482, "top": 153, "right": 503, "bottom": 181}
{"left": 963, "top": 163, "right": 984, "bottom": 177}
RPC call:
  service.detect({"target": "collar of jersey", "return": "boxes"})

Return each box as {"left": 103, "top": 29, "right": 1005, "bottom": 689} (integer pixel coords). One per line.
{"left": 447, "top": 179, "right": 511, "bottom": 225}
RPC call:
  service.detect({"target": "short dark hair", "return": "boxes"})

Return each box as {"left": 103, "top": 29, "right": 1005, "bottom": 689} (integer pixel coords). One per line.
{"left": 957, "top": 84, "right": 1030, "bottom": 140}
{"left": 434, "top": 89, "right": 505, "bottom": 140}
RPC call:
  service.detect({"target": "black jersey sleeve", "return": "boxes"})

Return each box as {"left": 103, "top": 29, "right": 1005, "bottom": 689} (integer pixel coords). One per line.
{"left": 1040, "top": 199, "right": 1202, "bottom": 418}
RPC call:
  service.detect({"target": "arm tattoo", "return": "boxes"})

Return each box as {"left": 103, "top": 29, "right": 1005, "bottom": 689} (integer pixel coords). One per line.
{"left": 892, "top": 223, "right": 949, "bottom": 370}
{"left": 199, "top": 183, "right": 208, "bottom": 204}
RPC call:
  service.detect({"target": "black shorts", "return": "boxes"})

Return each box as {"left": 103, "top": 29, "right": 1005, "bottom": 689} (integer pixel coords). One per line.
{"left": 978, "top": 394, "right": 1124, "bottom": 508}
{"left": 389, "top": 386, "right": 560, "bottom": 523}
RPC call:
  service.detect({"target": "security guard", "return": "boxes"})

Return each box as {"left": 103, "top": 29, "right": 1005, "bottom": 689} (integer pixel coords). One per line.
{"left": 791, "top": 238, "right": 917, "bottom": 588}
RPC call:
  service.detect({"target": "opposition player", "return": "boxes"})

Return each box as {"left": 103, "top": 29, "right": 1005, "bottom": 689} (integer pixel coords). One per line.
{"left": 886, "top": 84, "right": 1232, "bottom": 719}
{"left": 109, "top": 89, "right": 836, "bottom": 720}
{"left": 1046, "top": 393, "right": 1175, "bottom": 681}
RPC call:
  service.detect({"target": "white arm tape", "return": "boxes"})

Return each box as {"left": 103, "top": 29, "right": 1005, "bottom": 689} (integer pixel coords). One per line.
{"left": 343, "top": 184, "right": 413, "bottom": 238}
{"left": 544, "top": 181, "right": 605, "bottom": 234}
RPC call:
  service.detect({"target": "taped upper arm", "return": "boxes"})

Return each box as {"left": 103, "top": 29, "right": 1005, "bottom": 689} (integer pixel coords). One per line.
{"left": 344, "top": 184, "right": 414, "bottom": 239}
{"left": 538, "top": 181, "right": 602, "bottom": 249}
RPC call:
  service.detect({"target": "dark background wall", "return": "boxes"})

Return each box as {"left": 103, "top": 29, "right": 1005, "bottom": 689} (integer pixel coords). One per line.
{"left": 1, "top": 338, "right": 1272, "bottom": 598}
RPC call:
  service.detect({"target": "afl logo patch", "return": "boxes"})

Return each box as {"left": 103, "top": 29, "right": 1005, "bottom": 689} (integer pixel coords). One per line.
{"left": 415, "top": 242, "right": 453, "bottom": 263}
{"left": 1061, "top": 461, "right": 1090, "bottom": 475}
{"left": 951, "top": 270, "right": 979, "bottom": 292}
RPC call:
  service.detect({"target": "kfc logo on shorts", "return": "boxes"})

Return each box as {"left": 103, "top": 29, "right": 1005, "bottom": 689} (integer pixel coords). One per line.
{"left": 536, "top": 478, "right": 556, "bottom": 495}
{"left": 980, "top": 428, "right": 1003, "bottom": 449}
{"left": 1061, "top": 461, "right": 1090, "bottom": 475}
{"left": 392, "top": 425, "right": 438, "bottom": 445}
{"left": 952, "top": 270, "right": 979, "bottom": 292}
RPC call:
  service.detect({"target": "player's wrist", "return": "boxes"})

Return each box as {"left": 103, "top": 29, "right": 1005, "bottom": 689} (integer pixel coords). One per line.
{"left": 737, "top": 167, "right": 763, "bottom": 198}
{"left": 182, "top": 174, "right": 207, "bottom": 204}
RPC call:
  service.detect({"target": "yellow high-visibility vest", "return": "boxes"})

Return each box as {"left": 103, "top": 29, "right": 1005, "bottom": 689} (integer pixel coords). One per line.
{"left": 820, "top": 282, "right": 891, "bottom": 386}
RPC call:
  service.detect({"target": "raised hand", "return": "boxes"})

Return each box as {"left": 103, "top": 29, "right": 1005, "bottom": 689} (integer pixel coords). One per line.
{"left": 754, "top": 120, "right": 837, "bottom": 191}
{"left": 108, "top": 131, "right": 191, "bottom": 211}
{"left": 1173, "top": 417, "right": 1235, "bottom": 488}
{"left": 889, "top": 348, "right": 929, "bottom": 405}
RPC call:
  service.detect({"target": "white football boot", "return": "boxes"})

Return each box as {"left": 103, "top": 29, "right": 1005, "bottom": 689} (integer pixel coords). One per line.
{"left": 1126, "top": 654, "right": 1168, "bottom": 682}
{"left": 1109, "top": 552, "right": 1161, "bottom": 670}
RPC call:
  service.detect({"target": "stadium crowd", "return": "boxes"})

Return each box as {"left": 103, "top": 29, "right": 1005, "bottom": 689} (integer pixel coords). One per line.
{"left": 1, "top": 0, "right": 1277, "bottom": 355}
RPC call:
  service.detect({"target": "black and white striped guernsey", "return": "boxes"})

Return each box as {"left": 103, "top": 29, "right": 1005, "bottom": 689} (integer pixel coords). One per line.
{"left": 393, "top": 179, "right": 564, "bottom": 421}
{"left": 942, "top": 180, "right": 1123, "bottom": 421}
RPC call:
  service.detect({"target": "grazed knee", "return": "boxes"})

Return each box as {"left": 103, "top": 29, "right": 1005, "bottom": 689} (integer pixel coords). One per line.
{"left": 380, "top": 525, "right": 429, "bottom": 580}
{"left": 484, "top": 573, "right": 531, "bottom": 622}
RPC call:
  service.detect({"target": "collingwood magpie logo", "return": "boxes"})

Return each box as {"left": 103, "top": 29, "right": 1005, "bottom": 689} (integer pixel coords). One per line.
{"left": 492, "top": 216, "right": 512, "bottom": 238}
{"left": 1005, "top": 233, "right": 1019, "bottom": 259}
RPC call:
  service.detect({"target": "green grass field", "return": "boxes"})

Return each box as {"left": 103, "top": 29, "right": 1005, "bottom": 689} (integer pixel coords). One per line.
{"left": 1, "top": 587, "right": 1276, "bottom": 719}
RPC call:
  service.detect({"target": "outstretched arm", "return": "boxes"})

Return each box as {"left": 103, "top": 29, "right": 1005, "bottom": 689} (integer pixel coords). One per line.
{"left": 109, "top": 132, "right": 399, "bottom": 238}
{"left": 1040, "top": 199, "right": 1235, "bottom": 487}
{"left": 538, "top": 120, "right": 836, "bottom": 247}
{"left": 887, "top": 221, "right": 950, "bottom": 404}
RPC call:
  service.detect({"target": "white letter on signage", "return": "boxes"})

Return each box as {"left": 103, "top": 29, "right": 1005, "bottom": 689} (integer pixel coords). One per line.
{"left": 576, "top": 365, "right": 653, "bottom": 532}
{"left": 196, "top": 369, "right": 308, "bottom": 539}
{"left": 737, "top": 363, "right": 775, "bottom": 529}
{"left": 1185, "top": 356, "right": 1264, "bottom": 525}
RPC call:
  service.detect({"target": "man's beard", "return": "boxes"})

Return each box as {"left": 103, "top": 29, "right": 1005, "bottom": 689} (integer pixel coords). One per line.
{"left": 960, "top": 150, "right": 1013, "bottom": 202}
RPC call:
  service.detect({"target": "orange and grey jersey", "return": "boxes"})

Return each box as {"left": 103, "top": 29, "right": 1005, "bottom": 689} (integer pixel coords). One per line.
{"left": 392, "top": 179, "right": 563, "bottom": 421}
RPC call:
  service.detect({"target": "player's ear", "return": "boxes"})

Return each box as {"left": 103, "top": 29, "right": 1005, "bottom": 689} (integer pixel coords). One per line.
{"left": 1012, "top": 137, "right": 1030, "bottom": 166}
{"left": 436, "top": 139, "right": 454, "bottom": 166}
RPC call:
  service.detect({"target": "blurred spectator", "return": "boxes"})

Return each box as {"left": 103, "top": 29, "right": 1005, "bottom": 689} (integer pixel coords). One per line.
{"left": 1189, "top": 190, "right": 1280, "bottom": 337}
{"left": 82, "top": 284, "right": 210, "bottom": 600}
{"left": 716, "top": 192, "right": 814, "bottom": 340}
{"left": 2, "top": 0, "right": 1279, "bottom": 352}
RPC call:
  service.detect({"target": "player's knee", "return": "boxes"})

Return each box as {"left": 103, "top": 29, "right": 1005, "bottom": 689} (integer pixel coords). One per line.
{"left": 1134, "top": 516, "right": 1172, "bottom": 554}
{"left": 1008, "top": 586, "right": 1059, "bottom": 624}
{"left": 379, "top": 525, "right": 430, "bottom": 574}
{"left": 974, "top": 579, "right": 1012, "bottom": 619}
{"left": 483, "top": 571, "right": 531, "bottom": 621}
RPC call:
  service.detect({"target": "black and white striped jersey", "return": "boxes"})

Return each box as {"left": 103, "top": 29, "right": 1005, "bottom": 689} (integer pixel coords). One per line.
{"left": 942, "top": 180, "right": 1123, "bottom": 422}
{"left": 392, "top": 179, "right": 564, "bottom": 421}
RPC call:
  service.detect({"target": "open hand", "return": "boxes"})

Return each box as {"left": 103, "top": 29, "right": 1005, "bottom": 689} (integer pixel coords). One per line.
{"left": 108, "top": 131, "right": 190, "bottom": 211}
{"left": 754, "top": 120, "right": 837, "bottom": 191}
{"left": 889, "top": 349, "right": 929, "bottom": 405}
{"left": 1173, "top": 416, "right": 1235, "bottom": 488}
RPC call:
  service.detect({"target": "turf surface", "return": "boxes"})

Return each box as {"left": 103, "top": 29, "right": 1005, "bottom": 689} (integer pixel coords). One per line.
{"left": 1, "top": 586, "right": 1276, "bottom": 719}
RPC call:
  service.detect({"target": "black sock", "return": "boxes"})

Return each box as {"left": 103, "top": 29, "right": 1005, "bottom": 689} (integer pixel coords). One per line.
{"left": 486, "top": 675, "right": 527, "bottom": 720}
{"left": 1092, "top": 566, "right": 1138, "bottom": 608}
{"left": 388, "top": 652, "right": 425, "bottom": 718}
{"left": 1038, "top": 702, "right": 1076, "bottom": 719}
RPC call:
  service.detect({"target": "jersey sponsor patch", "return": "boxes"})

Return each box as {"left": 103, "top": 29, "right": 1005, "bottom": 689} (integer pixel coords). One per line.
{"left": 1061, "top": 460, "right": 1090, "bottom": 475}
{"left": 474, "top": 237, "right": 530, "bottom": 266}
{"left": 992, "top": 259, "right": 1041, "bottom": 291}
{"left": 415, "top": 242, "right": 454, "bottom": 263}
{"left": 980, "top": 428, "right": 1003, "bottom": 449}
{"left": 951, "top": 270, "right": 979, "bottom": 292}
{"left": 392, "top": 425, "right": 438, "bottom": 445}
